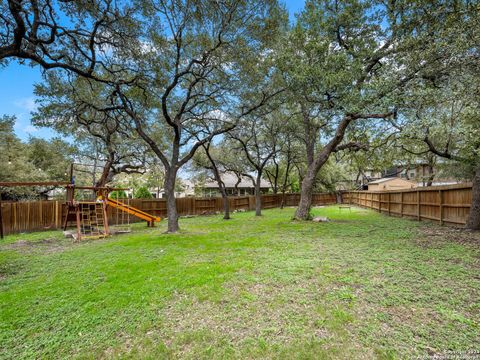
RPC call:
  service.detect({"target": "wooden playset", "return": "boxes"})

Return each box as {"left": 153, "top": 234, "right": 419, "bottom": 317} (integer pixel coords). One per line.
{"left": 0, "top": 170, "right": 161, "bottom": 240}
{"left": 63, "top": 184, "right": 160, "bottom": 240}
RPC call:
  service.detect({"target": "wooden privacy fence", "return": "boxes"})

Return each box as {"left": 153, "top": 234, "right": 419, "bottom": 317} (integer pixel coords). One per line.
{"left": 0, "top": 193, "right": 337, "bottom": 236}
{"left": 343, "top": 183, "right": 472, "bottom": 225}
{"left": 2, "top": 184, "right": 472, "bottom": 236}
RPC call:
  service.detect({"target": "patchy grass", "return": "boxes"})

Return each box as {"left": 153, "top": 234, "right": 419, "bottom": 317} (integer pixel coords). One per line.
{"left": 0, "top": 206, "right": 478, "bottom": 359}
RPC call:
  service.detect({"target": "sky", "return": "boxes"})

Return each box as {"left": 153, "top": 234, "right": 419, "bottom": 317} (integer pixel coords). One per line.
{"left": 0, "top": 0, "right": 305, "bottom": 141}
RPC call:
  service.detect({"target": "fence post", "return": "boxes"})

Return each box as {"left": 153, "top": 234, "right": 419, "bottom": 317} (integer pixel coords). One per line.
{"left": 249, "top": 195, "right": 255, "bottom": 211}
{"left": 39, "top": 200, "right": 43, "bottom": 229}
{"left": 388, "top": 193, "right": 391, "bottom": 215}
{"left": 0, "top": 200, "right": 3, "bottom": 239}
{"left": 12, "top": 203, "right": 16, "bottom": 232}
{"left": 439, "top": 189, "right": 444, "bottom": 225}
{"left": 400, "top": 192, "right": 404, "bottom": 217}
{"left": 27, "top": 202, "right": 30, "bottom": 231}
{"left": 55, "top": 201, "right": 59, "bottom": 229}
{"left": 417, "top": 190, "right": 421, "bottom": 221}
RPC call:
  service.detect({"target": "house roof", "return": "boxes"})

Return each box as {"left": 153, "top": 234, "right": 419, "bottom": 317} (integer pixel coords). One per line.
{"left": 392, "top": 159, "right": 449, "bottom": 166}
{"left": 368, "top": 177, "right": 417, "bottom": 185}
{"left": 202, "top": 172, "right": 270, "bottom": 189}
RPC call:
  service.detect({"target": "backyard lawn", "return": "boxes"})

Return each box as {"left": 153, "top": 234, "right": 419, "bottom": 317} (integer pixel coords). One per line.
{"left": 0, "top": 206, "right": 478, "bottom": 359}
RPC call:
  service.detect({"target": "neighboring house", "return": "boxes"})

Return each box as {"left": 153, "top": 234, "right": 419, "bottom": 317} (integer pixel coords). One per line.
{"left": 195, "top": 172, "right": 270, "bottom": 197}
{"left": 122, "top": 179, "right": 195, "bottom": 199}
{"left": 386, "top": 162, "right": 460, "bottom": 187}
{"left": 363, "top": 169, "right": 383, "bottom": 181}
{"left": 385, "top": 163, "right": 435, "bottom": 184}
{"left": 347, "top": 160, "right": 461, "bottom": 190}
{"left": 367, "top": 177, "right": 417, "bottom": 191}
{"left": 340, "top": 169, "right": 383, "bottom": 190}
{"left": 145, "top": 179, "right": 196, "bottom": 199}
{"left": 180, "top": 179, "right": 196, "bottom": 197}
{"left": 146, "top": 174, "right": 270, "bottom": 198}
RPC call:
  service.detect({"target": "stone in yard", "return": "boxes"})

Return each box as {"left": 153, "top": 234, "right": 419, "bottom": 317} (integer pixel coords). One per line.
{"left": 312, "top": 216, "right": 329, "bottom": 222}
{"left": 63, "top": 230, "right": 75, "bottom": 238}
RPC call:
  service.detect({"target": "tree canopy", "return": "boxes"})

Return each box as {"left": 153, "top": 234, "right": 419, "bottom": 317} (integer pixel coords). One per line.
{"left": 2, "top": 0, "right": 480, "bottom": 229}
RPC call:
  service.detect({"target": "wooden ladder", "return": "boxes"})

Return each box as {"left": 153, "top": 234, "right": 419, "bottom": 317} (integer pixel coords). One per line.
{"left": 77, "top": 202, "right": 108, "bottom": 240}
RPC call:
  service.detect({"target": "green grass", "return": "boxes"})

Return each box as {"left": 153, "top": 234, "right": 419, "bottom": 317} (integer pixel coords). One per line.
{"left": 0, "top": 206, "right": 478, "bottom": 359}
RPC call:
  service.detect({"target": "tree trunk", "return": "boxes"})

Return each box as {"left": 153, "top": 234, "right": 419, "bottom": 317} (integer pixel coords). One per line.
{"left": 272, "top": 161, "right": 279, "bottom": 194}
{"left": 280, "top": 158, "right": 291, "bottom": 209}
{"left": 426, "top": 164, "right": 435, "bottom": 187}
{"left": 426, "top": 175, "right": 435, "bottom": 187}
{"left": 466, "top": 165, "right": 480, "bottom": 230}
{"left": 95, "top": 158, "right": 114, "bottom": 188}
{"left": 294, "top": 115, "right": 354, "bottom": 220}
{"left": 164, "top": 169, "right": 179, "bottom": 232}
{"left": 255, "top": 174, "right": 262, "bottom": 216}
{"left": 222, "top": 193, "right": 230, "bottom": 220}
{"left": 280, "top": 189, "right": 287, "bottom": 209}
{"left": 203, "top": 143, "right": 230, "bottom": 220}
{"left": 294, "top": 168, "right": 315, "bottom": 220}
{"left": 92, "top": 154, "right": 98, "bottom": 186}
{"left": 336, "top": 191, "right": 343, "bottom": 204}
{"left": 94, "top": 144, "right": 117, "bottom": 188}
{"left": 215, "top": 171, "right": 230, "bottom": 220}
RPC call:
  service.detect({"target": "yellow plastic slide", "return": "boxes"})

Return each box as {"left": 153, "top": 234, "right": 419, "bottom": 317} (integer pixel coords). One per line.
{"left": 106, "top": 198, "right": 161, "bottom": 224}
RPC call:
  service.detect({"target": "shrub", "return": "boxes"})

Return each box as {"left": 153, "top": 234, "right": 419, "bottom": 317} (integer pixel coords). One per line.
{"left": 134, "top": 186, "right": 153, "bottom": 199}
{"left": 109, "top": 190, "right": 128, "bottom": 200}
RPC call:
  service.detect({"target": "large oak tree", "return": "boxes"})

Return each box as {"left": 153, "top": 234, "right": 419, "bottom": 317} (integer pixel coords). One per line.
{"left": 278, "top": 0, "right": 460, "bottom": 220}
{"left": 110, "top": 0, "right": 286, "bottom": 232}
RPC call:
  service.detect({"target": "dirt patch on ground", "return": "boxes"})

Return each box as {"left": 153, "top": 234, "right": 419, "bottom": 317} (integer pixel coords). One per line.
{"left": 417, "top": 225, "right": 480, "bottom": 247}
{"left": 2, "top": 238, "right": 73, "bottom": 254}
